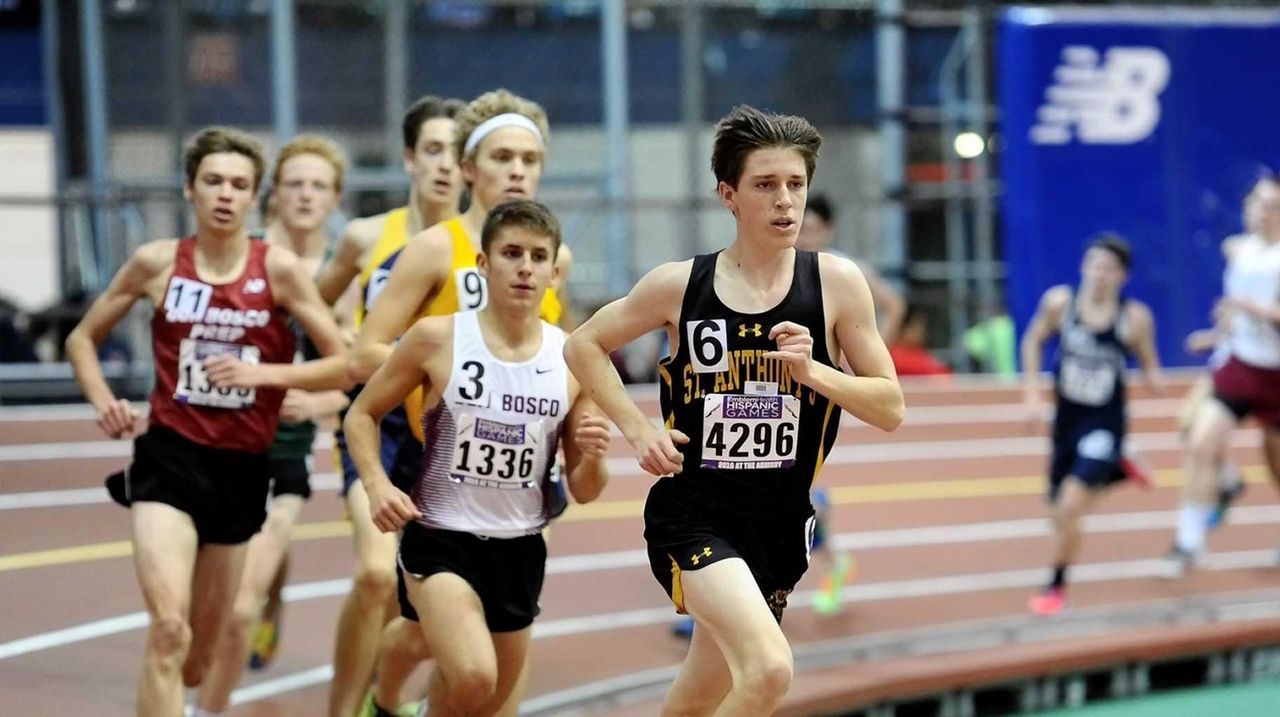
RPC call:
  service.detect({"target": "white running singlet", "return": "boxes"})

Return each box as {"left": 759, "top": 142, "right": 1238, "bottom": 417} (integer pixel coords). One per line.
{"left": 1225, "top": 234, "right": 1280, "bottom": 369}
{"left": 413, "top": 311, "right": 569, "bottom": 538}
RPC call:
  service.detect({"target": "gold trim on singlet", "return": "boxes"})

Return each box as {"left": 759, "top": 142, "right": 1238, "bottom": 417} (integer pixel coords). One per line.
{"left": 810, "top": 400, "right": 837, "bottom": 485}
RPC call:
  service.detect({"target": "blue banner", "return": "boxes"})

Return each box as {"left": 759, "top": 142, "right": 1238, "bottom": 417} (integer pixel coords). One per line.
{"left": 998, "top": 8, "right": 1280, "bottom": 366}
{"left": 0, "top": 29, "right": 43, "bottom": 126}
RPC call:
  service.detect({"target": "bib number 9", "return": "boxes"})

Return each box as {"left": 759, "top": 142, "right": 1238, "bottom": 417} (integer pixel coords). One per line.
{"left": 456, "top": 268, "right": 488, "bottom": 312}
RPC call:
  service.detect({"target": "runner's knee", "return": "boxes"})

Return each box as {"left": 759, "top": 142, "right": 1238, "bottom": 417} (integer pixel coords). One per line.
{"left": 147, "top": 612, "right": 192, "bottom": 664}
{"left": 354, "top": 563, "right": 397, "bottom": 600}
{"left": 738, "top": 652, "right": 793, "bottom": 706}
{"left": 443, "top": 662, "right": 498, "bottom": 711}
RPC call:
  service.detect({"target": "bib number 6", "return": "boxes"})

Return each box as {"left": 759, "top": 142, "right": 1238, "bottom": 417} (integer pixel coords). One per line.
{"left": 687, "top": 319, "right": 728, "bottom": 373}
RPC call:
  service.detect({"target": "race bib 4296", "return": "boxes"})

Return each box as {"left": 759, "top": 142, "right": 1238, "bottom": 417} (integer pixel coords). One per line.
{"left": 701, "top": 393, "right": 800, "bottom": 470}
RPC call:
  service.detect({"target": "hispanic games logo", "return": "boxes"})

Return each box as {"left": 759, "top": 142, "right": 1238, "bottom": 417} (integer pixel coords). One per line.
{"left": 1030, "top": 46, "right": 1170, "bottom": 145}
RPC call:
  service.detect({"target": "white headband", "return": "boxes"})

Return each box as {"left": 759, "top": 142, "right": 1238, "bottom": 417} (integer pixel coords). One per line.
{"left": 463, "top": 113, "right": 545, "bottom": 157}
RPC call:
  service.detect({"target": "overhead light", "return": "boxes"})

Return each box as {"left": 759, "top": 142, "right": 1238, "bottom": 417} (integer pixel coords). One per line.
{"left": 954, "top": 132, "right": 986, "bottom": 159}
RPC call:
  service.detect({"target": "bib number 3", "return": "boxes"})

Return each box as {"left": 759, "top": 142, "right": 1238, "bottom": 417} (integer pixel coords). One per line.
{"left": 701, "top": 393, "right": 800, "bottom": 470}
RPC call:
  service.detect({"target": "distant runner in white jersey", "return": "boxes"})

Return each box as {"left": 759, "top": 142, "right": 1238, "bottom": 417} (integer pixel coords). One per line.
{"left": 343, "top": 200, "right": 610, "bottom": 717}
{"left": 1170, "top": 176, "right": 1280, "bottom": 575}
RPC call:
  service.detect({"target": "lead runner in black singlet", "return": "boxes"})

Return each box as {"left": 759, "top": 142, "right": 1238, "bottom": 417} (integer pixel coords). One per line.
{"left": 565, "top": 105, "right": 904, "bottom": 717}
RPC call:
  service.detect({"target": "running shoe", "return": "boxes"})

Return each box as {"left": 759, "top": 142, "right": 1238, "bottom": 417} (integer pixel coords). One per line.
{"left": 1157, "top": 546, "right": 1196, "bottom": 580}
{"left": 1028, "top": 587, "right": 1066, "bottom": 616}
{"left": 1207, "top": 466, "right": 1245, "bottom": 530}
{"left": 1118, "top": 449, "right": 1154, "bottom": 490}
{"left": 247, "top": 615, "right": 280, "bottom": 670}
{"left": 813, "top": 553, "right": 855, "bottom": 615}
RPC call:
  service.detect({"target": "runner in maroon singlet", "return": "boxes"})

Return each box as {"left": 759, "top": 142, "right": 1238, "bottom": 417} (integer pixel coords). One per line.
{"left": 65, "top": 127, "right": 349, "bottom": 717}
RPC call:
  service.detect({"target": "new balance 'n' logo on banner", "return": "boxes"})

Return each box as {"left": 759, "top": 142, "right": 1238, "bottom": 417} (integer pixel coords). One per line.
{"left": 1030, "top": 46, "right": 1170, "bottom": 146}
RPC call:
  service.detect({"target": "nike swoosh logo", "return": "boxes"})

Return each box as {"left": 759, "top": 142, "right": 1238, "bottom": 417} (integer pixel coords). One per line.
{"left": 535, "top": 367, "right": 554, "bottom": 374}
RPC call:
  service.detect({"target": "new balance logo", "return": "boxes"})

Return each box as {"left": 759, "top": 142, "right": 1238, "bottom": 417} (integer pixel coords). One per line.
{"left": 1030, "top": 46, "right": 1170, "bottom": 146}
{"left": 244, "top": 278, "right": 267, "bottom": 295}
{"left": 738, "top": 323, "right": 762, "bottom": 338}
{"left": 689, "top": 547, "right": 713, "bottom": 566}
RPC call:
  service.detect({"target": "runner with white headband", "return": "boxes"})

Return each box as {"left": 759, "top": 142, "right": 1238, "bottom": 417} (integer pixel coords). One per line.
{"left": 462, "top": 112, "right": 545, "bottom": 157}
{"left": 348, "top": 87, "right": 572, "bottom": 714}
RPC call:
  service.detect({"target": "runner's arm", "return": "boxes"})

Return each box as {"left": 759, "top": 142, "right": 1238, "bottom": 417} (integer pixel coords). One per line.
{"left": 314, "top": 218, "right": 373, "bottom": 306}
{"left": 1126, "top": 301, "right": 1166, "bottom": 396}
{"left": 208, "top": 247, "right": 351, "bottom": 392}
{"left": 1021, "top": 286, "right": 1069, "bottom": 405}
{"left": 778, "top": 255, "right": 903, "bottom": 431}
{"left": 344, "top": 319, "right": 446, "bottom": 530}
{"left": 348, "top": 228, "right": 449, "bottom": 382}
{"left": 65, "top": 241, "right": 171, "bottom": 437}
{"left": 561, "top": 386, "right": 609, "bottom": 503}
{"left": 857, "top": 260, "right": 906, "bottom": 345}
{"left": 564, "top": 261, "right": 690, "bottom": 476}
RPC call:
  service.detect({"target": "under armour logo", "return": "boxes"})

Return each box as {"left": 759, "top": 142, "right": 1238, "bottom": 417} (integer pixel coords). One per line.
{"left": 738, "top": 323, "right": 762, "bottom": 338}
{"left": 244, "top": 278, "right": 267, "bottom": 295}
{"left": 690, "top": 547, "right": 713, "bottom": 566}
{"left": 1030, "top": 46, "right": 1170, "bottom": 145}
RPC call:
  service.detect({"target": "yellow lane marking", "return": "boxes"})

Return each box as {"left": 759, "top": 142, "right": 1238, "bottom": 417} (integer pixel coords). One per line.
{"left": 0, "top": 540, "right": 133, "bottom": 572}
{"left": 1, "top": 465, "right": 1269, "bottom": 574}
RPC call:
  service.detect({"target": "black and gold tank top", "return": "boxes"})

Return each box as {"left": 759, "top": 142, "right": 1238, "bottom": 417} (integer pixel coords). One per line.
{"left": 658, "top": 249, "right": 842, "bottom": 508}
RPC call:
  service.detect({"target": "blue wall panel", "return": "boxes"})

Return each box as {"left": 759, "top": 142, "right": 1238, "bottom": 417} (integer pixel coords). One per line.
{"left": 998, "top": 8, "right": 1280, "bottom": 366}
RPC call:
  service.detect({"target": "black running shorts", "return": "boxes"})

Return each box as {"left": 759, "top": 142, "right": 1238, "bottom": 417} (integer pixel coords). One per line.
{"left": 124, "top": 425, "right": 271, "bottom": 545}
{"left": 397, "top": 522, "right": 546, "bottom": 633}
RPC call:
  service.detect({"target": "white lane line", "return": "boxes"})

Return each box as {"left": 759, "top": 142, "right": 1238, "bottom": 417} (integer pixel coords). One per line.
{"left": 0, "top": 403, "right": 150, "bottom": 422}
{"left": 0, "top": 396, "right": 1194, "bottom": 448}
{"left": 229, "top": 665, "right": 334, "bottom": 706}
{"left": 0, "top": 488, "right": 108, "bottom": 510}
{"left": 0, "top": 422, "right": 1262, "bottom": 476}
{"left": 5, "top": 519, "right": 1279, "bottom": 665}
{"left": 0, "top": 613, "right": 149, "bottom": 660}
{"left": 543, "top": 506, "right": 1280, "bottom": 574}
{"left": 123, "top": 549, "right": 1280, "bottom": 706}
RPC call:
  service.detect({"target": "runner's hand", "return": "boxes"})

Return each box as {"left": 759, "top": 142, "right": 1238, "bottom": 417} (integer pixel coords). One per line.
{"left": 1022, "top": 392, "right": 1047, "bottom": 433}
{"left": 1212, "top": 297, "right": 1237, "bottom": 324}
{"left": 1184, "top": 329, "right": 1218, "bottom": 355}
{"left": 636, "top": 428, "right": 688, "bottom": 477}
{"left": 95, "top": 398, "right": 140, "bottom": 439}
{"left": 205, "top": 354, "right": 267, "bottom": 389}
{"left": 367, "top": 480, "right": 421, "bottom": 533}
{"left": 574, "top": 414, "right": 612, "bottom": 461}
{"left": 279, "top": 389, "right": 313, "bottom": 422}
{"left": 765, "top": 321, "right": 816, "bottom": 383}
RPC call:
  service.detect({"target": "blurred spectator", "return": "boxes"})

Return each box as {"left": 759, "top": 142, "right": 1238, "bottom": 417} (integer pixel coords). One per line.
{"left": 26, "top": 291, "right": 131, "bottom": 364}
{"left": 798, "top": 194, "right": 906, "bottom": 343}
{"left": 965, "top": 301, "right": 1017, "bottom": 376}
{"left": 0, "top": 295, "right": 37, "bottom": 363}
{"left": 889, "top": 304, "right": 952, "bottom": 377}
